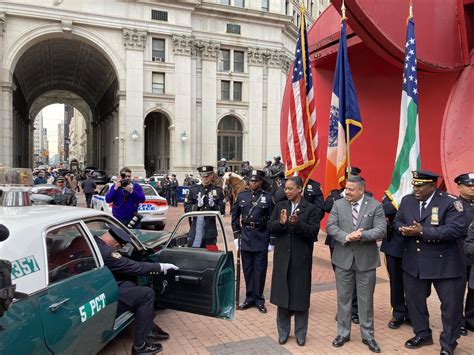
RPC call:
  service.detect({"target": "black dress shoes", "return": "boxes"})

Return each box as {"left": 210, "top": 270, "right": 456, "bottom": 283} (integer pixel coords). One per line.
{"left": 460, "top": 326, "right": 468, "bottom": 336}
{"left": 132, "top": 341, "right": 163, "bottom": 354}
{"left": 278, "top": 336, "right": 288, "bottom": 345}
{"left": 351, "top": 314, "right": 360, "bottom": 324}
{"left": 257, "top": 304, "right": 267, "bottom": 314}
{"left": 388, "top": 318, "right": 405, "bottom": 329}
{"left": 332, "top": 335, "right": 350, "bottom": 347}
{"left": 297, "top": 339, "right": 305, "bottom": 347}
{"left": 238, "top": 302, "right": 254, "bottom": 310}
{"left": 147, "top": 325, "right": 170, "bottom": 342}
{"left": 362, "top": 339, "right": 381, "bottom": 353}
{"left": 404, "top": 335, "right": 434, "bottom": 349}
{"left": 440, "top": 348, "right": 454, "bottom": 355}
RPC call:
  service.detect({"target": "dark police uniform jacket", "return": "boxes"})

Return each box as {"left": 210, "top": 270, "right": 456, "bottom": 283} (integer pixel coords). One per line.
{"left": 393, "top": 190, "right": 465, "bottom": 279}
{"left": 186, "top": 184, "right": 224, "bottom": 244}
{"left": 380, "top": 196, "right": 404, "bottom": 258}
{"left": 465, "top": 224, "right": 474, "bottom": 288}
{"left": 460, "top": 196, "right": 474, "bottom": 266}
{"left": 232, "top": 189, "right": 273, "bottom": 252}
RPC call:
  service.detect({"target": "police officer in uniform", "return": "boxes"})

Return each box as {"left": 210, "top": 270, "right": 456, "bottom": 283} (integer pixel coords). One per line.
{"left": 217, "top": 158, "right": 231, "bottom": 177}
{"left": 454, "top": 173, "right": 474, "bottom": 335}
{"left": 240, "top": 161, "right": 253, "bottom": 182}
{"left": 232, "top": 170, "right": 273, "bottom": 313}
{"left": 94, "top": 225, "right": 178, "bottom": 354}
{"left": 323, "top": 167, "right": 368, "bottom": 324}
{"left": 393, "top": 171, "right": 465, "bottom": 355}
{"left": 49, "top": 176, "right": 77, "bottom": 206}
{"left": 186, "top": 166, "right": 224, "bottom": 248}
{"left": 380, "top": 193, "right": 410, "bottom": 329}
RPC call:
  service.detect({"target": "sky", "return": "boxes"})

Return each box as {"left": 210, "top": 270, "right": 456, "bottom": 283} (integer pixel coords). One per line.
{"left": 41, "top": 104, "right": 64, "bottom": 155}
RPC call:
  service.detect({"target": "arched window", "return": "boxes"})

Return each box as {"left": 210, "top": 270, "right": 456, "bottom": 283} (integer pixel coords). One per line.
{"left": 217, "top": 116, "right": 243, "bottom": 171}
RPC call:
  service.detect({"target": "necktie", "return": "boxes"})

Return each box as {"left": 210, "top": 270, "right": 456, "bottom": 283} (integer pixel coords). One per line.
{"left": 420, "top": 201, "right": 427, "bottom": 219}
{"left": 352, "top": 202, "right": 359, "bottom": 229}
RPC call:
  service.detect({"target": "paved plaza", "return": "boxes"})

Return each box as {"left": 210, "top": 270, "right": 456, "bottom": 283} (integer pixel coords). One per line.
{"left": 75, "top": 193, "right": 474, "bottom": 355}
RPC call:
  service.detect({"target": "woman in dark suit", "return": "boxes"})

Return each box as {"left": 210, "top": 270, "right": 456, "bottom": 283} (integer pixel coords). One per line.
{"left": 268, "top": 176, "right": 320, "bottom": 347}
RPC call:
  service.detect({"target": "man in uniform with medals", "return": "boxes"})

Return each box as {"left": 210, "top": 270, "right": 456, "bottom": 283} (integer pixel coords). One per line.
{"left": 186, "top": 165, "right": 224, "bottom": 248}
{"left": 393, "top": 171, "right": 465, "bottom": 355}
{"left": 232, "top": 169, "right": 274, "bottom": 313}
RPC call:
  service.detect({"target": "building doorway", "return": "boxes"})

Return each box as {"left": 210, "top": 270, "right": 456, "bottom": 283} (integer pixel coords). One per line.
{"left": 217, "top": 115, "right": 243, "bottom": 172}
{"left": 144, "top": 111, "right": 170, "bottom": 177}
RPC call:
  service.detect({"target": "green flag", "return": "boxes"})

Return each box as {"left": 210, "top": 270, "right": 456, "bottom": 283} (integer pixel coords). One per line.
{"left": 386, "top": 17, "right": 420, "bottom": 208}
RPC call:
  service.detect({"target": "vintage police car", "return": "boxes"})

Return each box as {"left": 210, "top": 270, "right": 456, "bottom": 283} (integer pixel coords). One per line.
{"left": 92, "top": 182, "right": 167, "bottom": 230}
{"left": 0, "top": 206, "right": 234, "bottom": 354}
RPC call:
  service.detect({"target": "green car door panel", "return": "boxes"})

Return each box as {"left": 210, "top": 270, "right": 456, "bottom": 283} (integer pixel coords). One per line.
{"left": 0, "top": 292, "right": 52, "bottom": 354}
{"left": 148, "top": 248, "right": 234, "bottom": 320}
{"left": 38, "top": 267, "right": 119, "bottom": 354}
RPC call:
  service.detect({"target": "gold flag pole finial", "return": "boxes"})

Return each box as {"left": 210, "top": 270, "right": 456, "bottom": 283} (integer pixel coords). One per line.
{"left": 341, "top": 0, "right": 347, "bottom": 20}
{"left": 409, "top": 0, "right": 413, "bottom": 18}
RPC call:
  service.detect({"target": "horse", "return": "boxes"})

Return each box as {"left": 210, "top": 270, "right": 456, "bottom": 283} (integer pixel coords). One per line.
{"left": 222, "top": 172, "right": 247, "bottom": 210}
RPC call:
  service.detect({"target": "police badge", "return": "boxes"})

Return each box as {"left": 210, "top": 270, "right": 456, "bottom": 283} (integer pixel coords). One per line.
{"left": 111, "top": 252, "right": 122, "bottom": 259}
{"left": 212, "top": 189, "right": 217, "bottom": 196}
{"left": 430, "top": 207, "right": 439, "bottom": 225}
{"left": 454, "top": 200, "right": 463, "bottom": 212}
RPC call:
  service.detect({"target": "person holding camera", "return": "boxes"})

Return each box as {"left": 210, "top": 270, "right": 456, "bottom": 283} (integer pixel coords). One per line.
{"left": 106, "top": 167, "right": 145, "bottom": 228}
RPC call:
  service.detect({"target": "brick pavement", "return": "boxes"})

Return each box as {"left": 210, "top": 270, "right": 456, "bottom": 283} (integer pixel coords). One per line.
{"left": 77, "top": 194, "right": 474, "bottom": 355}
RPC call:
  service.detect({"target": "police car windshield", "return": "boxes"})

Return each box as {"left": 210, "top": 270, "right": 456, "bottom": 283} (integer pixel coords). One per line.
{"left": 140, "top": 185, "right": 157, "bottom": 196}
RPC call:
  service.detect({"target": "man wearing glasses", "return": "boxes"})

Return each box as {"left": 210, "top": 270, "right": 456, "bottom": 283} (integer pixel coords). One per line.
{"left": 50, "top": 176, "right": 77, "bottom": 206}
{"left": 106, "top": 167, "right": 146, "bottom": 228}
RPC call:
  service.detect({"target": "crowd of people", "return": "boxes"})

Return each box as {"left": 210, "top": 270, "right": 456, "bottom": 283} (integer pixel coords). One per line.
{"left": 29, "top": 163, "right": 474, "bottom": 355}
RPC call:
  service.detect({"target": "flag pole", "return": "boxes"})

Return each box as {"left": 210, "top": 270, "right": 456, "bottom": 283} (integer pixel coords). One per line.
{"left": 342, "top": 0, "right": 351, "bottom": 177}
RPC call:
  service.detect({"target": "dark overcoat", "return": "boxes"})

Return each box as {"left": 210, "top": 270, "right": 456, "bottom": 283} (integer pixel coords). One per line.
{"left": 268, "top": 198, "right": 319, "bottom": 311}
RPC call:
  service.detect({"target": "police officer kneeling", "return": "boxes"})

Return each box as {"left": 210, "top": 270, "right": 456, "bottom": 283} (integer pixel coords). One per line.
{"left": 95, "top": 226, "right": 178, "bottom": 354}
{"left": 394, "top": 171, "right": 465, "bottom": 355}
{"left": 232, "top": 169, "right": 273, "bottom": 313}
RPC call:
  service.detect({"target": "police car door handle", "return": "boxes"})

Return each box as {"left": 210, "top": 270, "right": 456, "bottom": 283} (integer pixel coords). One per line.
{"left": 174, "top": 275, "right": 202, "bottom": 285}
{"left": 48, "top": 298, "right": 70, "bottom": 312}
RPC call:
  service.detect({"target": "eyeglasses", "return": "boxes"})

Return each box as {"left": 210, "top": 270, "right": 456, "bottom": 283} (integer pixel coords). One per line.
{"left": 124, "top": 175, "right": 132, "bottom": 178}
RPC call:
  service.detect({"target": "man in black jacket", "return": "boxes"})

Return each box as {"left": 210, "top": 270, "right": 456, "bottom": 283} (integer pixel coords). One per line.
{"left": 394, "top": 171, "right": 465, "bottom": 355}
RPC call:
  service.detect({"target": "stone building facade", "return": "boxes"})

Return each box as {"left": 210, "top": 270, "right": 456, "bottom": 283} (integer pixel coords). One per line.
{"left": 0, "top": 0, "right": 326, "bottom": 178}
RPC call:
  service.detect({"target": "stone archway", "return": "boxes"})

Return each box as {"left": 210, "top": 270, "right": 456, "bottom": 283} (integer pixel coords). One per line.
{"left": 7, "top": 35, "right": 119, "bottom": 169}
{"left": 144, "top": 111, "right": 171, "bottom": 176}
{"left": 217, "top": 115, "right": 244, "bottom": 172}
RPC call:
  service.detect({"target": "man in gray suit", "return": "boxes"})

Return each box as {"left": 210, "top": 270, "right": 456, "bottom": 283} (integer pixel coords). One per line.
{"left": 327, "top": 176, "right": 386, "bottom": 353}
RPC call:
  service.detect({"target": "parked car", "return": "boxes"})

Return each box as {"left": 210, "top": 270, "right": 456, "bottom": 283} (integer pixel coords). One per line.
{"left": 0, "top": 206, "right": 234, "bottom": 354}
{"left": 91, "top": 170, "right": 109, "bottom": 185}
{"left": 147, "top": 174, "right": 166, "bottom": 195}
{"left": 92, "top": 182, "right": 167, "bottom": 230}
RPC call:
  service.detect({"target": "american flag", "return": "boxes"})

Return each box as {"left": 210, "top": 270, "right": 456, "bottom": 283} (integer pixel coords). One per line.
{"left": 281, "top": 6, "right": 319, "bottom": 185}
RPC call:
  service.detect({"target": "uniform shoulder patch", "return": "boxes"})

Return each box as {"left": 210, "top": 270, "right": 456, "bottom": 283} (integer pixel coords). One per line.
{"left": 111, "top": 252, "right": 122, "bottom": 259}
{"left": 453, "top": 200, "right": 463, "bottom": 212}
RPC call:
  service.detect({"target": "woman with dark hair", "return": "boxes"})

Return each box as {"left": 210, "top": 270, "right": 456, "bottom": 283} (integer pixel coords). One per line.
{"left": 268, "top": 176, "right": 320, "bottom": 347}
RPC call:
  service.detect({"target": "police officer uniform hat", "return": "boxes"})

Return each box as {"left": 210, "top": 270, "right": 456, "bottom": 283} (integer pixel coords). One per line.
{"left": 412, "top": 170, "right": 439, "bottom": 186}
{"left": 249, "top": 169, "right": 265, "bottom": 182}
{"left": 197, "top": 165, "right": 214, "bottom": 177}
{"left": 56, "top": 176, "right": 66, "bottom": 182}
{"left": 454, "top": 173, "right": 474, "bottom": 186}
{"left": 344, "top": 166, "right": 362, "bottom": 178}
{"left": 108, "top": 225, "right": 131, "bottom": 244}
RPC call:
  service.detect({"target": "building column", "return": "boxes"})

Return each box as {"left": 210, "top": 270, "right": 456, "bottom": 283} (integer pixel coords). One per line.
{"left": 0, "top": 13, "right": 12, "bottom": 166}
{"left": 196, "top": 39, "right": 220, "bottom": 166}
{"left": 171, "top": 35, "right": 194, "bottom": 174}
{"left": 247, "top": 47, "right": 266, "bottom": 164}
{"left": 121, "top": 28, "right": 146, "bottom": 176}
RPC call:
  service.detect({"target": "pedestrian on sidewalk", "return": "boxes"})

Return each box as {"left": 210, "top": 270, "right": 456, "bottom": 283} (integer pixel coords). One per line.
{"left": 268, "top": 176, "right": 319, "bottom": 347}
{"left": 81, "top": 172, "right": 97, "bottom": 208}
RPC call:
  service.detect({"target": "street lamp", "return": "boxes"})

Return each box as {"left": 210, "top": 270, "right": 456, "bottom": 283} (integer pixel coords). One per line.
{"left": 131, "top": 129, "right": 139, "bottom": 141}
{"left": 181, "top": 131, "right": 188, "bottom": 142}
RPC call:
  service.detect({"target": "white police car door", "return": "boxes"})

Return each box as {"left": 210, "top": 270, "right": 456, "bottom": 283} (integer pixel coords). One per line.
{"left": 38, "top": 223, "right": 119, "bottom": 353}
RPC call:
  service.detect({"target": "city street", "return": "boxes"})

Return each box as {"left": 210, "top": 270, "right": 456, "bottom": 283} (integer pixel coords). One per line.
{"left": 70, "top": 193, "right": 474, "bottom": 355}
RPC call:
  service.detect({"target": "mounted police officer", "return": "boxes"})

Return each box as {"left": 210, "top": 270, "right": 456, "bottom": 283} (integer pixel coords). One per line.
{"left": 49, "top": 176, "right": 77, "bottom": 206}
{"left": 186, "top": 166, "right": 224, "bottom": 248}
{"left": 454, "top": 173, "right": 474, "bottom": 336}
{"left": 232, "top": 169, "right": 273, "bottom": 313}
{"left": 94, "top": 225, "right": 178, "bottom": 354}
{"left": 270, "top": 156, "right": 285, "bottom": 180}
{"left": 264, "top": 160, "right": 272, "bottom": 178}
{"left": 323, "top": 167, "right": 368, "bottom": 324}
{"left": 217, "top": 158, "right": 231, "bottom": 177}
{"left": 240, "top": 161, "right": 253, "bottom": 182}
{"left": 393, "top": 171, "right": 465, "bottom": 355}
